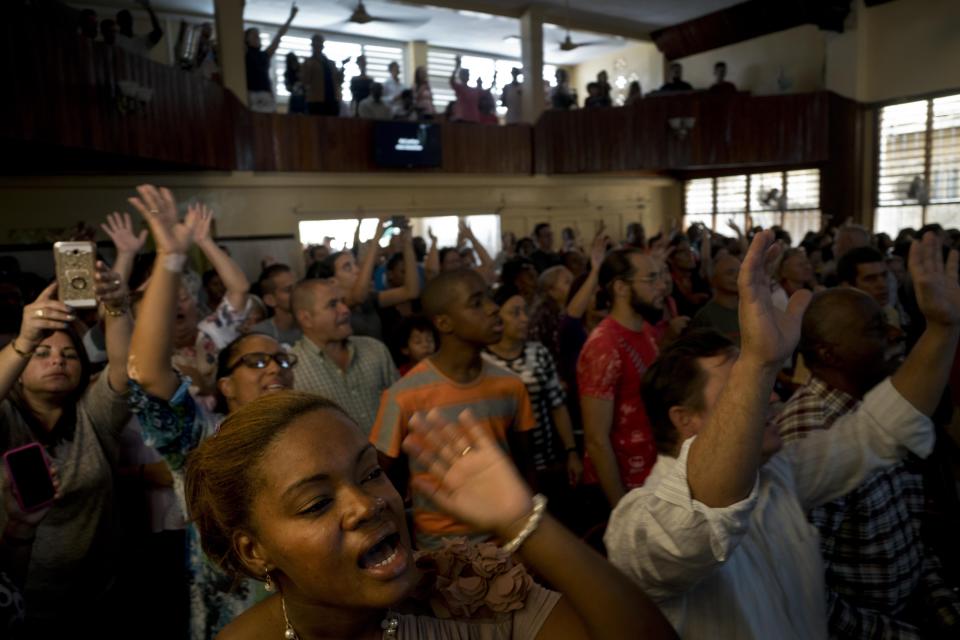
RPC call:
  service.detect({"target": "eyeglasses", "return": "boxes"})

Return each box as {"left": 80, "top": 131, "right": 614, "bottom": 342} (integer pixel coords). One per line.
{"left": 226, "top": 352, "right": 298, "bottom": 374}
{"left": 631, "top": 270, "right": 668, "bottom": 285}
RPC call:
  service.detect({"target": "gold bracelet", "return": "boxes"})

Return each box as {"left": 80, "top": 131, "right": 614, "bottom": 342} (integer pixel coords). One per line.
{"left": 103, "top": 303, "right": 129, "bottom": 317}
{"left": 10, "top": 338, "right": 34, "bottom": 359}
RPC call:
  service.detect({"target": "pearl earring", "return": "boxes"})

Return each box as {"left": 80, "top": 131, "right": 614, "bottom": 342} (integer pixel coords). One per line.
{"left": 264, "top": 571, "right": 275, "bottom": 592}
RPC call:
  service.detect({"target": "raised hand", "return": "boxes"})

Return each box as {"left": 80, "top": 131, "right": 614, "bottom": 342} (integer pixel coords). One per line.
{"left": 427, "top": 227, "right": 438, "bottom": 245}
{"left": 910, "top": 231, "right": 960, "bottom": 327}
{"left": 590, "top": 229, "right": 608, "bottom": 271}
{"left": 187, "top": 202, "right": 214, "bottom": 246}
{"left": 18, "top": 282, "right": 74, "bottom": 351}
{"left": 402, "top": 409, "right": 533, "bottom": 537}
{"left": 128, "top": 184, "right": 195, "bottom": 255}
{"left": 100, "top": 212, "right": 148, "bottom": 255}
{"left": 93, "top": 261, "right": 128, "bottom": 311}
{"left": 726, "top": 218, "right": 743, "bottom": 237}
{"left": 374, "top": 216, "right": 389, "bottom": 242}
{"left": 737, "top": 229, "right": 812, "bottom": 368}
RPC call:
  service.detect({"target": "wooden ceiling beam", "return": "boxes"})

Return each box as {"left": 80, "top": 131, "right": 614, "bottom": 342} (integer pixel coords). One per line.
{"left": 651, "top": 0, "right": 853, "bottom": 60}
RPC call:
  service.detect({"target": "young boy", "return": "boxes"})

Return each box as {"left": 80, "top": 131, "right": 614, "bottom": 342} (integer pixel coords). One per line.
{"left": 370, "top": 269, "right": 536, "bottom": 549}
{"left": 390, "top": 315, "right": 437, "bottom": 376}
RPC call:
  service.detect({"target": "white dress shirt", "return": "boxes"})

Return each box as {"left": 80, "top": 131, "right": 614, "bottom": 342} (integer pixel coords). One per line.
{"left": 382, "top": 76, "right": 406, "bottom": 113}
{"left": 604, "top": 377, "right": 933, "bottom": 640}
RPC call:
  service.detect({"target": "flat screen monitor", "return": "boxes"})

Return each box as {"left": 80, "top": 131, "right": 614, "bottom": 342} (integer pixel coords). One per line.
{"left": 373, "top": 122, "right": 442, "bottom": 169}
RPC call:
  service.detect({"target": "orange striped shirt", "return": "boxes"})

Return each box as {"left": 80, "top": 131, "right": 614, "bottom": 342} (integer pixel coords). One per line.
{"left": 370, "top": 358, "right": 535, "bottom": 548}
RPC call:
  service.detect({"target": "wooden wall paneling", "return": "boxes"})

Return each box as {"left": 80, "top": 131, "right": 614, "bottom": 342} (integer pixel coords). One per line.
{"left": 821, "top": 93, "right": 864, "bottom": 225}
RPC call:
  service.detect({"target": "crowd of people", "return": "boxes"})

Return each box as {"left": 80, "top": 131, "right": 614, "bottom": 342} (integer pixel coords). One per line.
{"left": 71, "top": 0, "right": 739, "bottom": 124}
{"left": 2, "top": 182, "right": 960, "bottom": 638}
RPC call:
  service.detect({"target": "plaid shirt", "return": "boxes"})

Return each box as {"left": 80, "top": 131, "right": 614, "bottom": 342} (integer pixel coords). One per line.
{"left": 291, "top": 335, "right": 398, "bottom": 435}
{"left": 777, "top": 377, "right": 959, "bottom": 638}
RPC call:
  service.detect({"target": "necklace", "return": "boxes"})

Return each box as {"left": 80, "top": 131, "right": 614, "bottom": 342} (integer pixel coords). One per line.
{"left": 281, "top": 597, "right": 399, "bottom": 639}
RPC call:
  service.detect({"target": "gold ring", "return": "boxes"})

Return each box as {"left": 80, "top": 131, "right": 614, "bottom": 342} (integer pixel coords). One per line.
{"left": 35, "top": 309, "right": 44, "bottom": 318}
{"left": 459, "top": 445, "right": 473, "bottom": 457}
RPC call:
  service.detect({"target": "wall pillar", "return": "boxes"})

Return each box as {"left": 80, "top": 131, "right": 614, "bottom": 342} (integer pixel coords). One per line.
{"left": 214, "top": 0, "right": 247, "bottom": 105}
{"left": 520, "top": 8, "right": 545, "bottom": 124}
{"left": 406, "top": 40, "right": 428, "bottom": 86}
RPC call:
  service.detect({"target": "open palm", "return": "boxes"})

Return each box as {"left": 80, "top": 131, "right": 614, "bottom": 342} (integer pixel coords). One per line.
{"left": 101, "top": 212, "right": 148, "bottom": 254}
{"left": 911, "top": 232, "right": 960, "bottom": 326}
{"left": 737, "top": 230, "right": 812, "bottom": 367}
{"left": 128, "top": 184, "right": 195, "bottom": 254}
{"left": 402, "top": 409, "right": 533, "bottom": 535}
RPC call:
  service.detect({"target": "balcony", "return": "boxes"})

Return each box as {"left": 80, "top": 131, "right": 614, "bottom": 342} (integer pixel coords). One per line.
{"left": 2, "top": 2, "right": 859, "bottom": 191}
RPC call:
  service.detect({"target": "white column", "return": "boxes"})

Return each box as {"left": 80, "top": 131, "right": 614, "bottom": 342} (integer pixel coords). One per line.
{"left": 520, "top": 7, "right": 545, "bottom": 124}
{"left": 406, "top": 40, "right": 428, "bottom": 86}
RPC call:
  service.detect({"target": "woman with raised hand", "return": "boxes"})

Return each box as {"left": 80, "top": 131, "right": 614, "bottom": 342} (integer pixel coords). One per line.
{"left": 307, "top": 217, "right": 419, "bottom": 340}
{"left": 128, "top": 189, "right": 252, "bottom": 399}
{"left": 186, "top": 392, "right": 676, "bottom": 639}
{"left": 0, "top": 257, "right": 130, "bottom": 635}
{"left": 126, "top": 184, "right": 298, "bottom": 640}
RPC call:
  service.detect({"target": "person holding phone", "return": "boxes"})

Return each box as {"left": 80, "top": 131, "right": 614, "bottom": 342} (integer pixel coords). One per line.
{"left": 0, "top": 258, "right": 131, "bottom": 635}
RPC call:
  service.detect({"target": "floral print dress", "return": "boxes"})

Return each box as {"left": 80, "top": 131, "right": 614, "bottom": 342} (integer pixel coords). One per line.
{"left": 130, "top": 375, "right": 265, "bottom": 640}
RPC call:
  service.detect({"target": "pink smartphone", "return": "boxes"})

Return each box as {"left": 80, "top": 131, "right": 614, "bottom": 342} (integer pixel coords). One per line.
{"left": 3, "top": 443, "right": 56, "bottom": 512}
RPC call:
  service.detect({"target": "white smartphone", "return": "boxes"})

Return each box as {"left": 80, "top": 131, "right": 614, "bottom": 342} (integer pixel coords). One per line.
{"left": 53, "top": 241, "right": 98, "bottom": 308}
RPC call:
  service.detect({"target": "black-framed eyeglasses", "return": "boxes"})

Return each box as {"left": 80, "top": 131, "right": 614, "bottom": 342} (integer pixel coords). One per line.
{"left": 226, "top": 352, "right": 298, "bottom": 374}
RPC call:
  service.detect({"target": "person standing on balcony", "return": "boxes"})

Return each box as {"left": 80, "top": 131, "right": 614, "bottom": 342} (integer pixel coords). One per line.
{"left": 115, "top": 0, "right": 164, "bottom": 57}
{"left": 501, "top": 67, "right": 523, "bottom": 124}
{"left": 284, "top": 52, "right": 306, "bottom": 114}
{"left": 244, "top": 3, "right": 297, "bottom": 113}
{"left": 300, "top": 34, "right": 339, "bottom": 116}
{"left": 357, "top": 82, "right": 392, "bottom": 120}
{"left": 350, "top": 55, "right": 375, "bottom": 116}
{"left": 659, "top": 62, "right": 693, "bottom": 93}
{"left": 709, "top": 61, "right": 738, "bottom": 93}
{"left": 449, "top": 55, "right": 481, "bottom": 123}
{"left": 382, "top": 60, "right": 406, "bottom": 115}
{"left": 550, "top": 68, "right": 577, "bottom": 110}
{"left": 414, "top": 65, "right": 436, "bottom": 119}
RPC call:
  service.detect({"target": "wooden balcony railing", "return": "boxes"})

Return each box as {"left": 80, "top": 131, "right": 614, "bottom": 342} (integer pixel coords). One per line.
{"left": 3, "top": 2, "right": 858, "bottom": 189}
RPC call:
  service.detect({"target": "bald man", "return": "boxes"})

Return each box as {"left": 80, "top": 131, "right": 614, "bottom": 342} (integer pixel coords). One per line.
{"left": 290, "top": 278, "right": 397, "bottom": 434}
{"left": 776, "top": 287, "right": 960, "bottom": 637}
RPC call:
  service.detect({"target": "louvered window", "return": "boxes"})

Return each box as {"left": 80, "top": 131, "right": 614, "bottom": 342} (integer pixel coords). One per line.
{"left": 875, "top": 93, "right": 960, "bottom": 235}
{"left": 684, "top": 170, "right": 821, "bottom": 240}
{"left": 259, "top": 32, "right": 402, "bottom": 106}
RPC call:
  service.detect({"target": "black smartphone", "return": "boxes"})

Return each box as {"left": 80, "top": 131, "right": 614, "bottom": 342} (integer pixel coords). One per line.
{"left": 4, "top": 443, "right": 56, "bottom": 512}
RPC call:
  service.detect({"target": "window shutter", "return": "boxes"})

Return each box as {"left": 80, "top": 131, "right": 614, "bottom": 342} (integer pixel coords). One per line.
{"left": 877, "top": 100, "right": 929, "bottom": 207}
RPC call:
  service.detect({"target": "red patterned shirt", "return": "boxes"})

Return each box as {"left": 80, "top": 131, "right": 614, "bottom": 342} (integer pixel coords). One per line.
{"left": 577, "top": 316, "right": 659, "bottom": 489}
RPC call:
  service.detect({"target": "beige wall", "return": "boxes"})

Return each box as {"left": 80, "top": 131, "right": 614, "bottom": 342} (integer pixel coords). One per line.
{"left": 571, "top": 41, "right": 664, "bottom": 105}
{"left": 677, "top": 25, "right": 827, "bottom": 95}
{"left": 654, "top": 0, "right": 960, "bottom": 103}
{"left": 861, "top": 0, "right": 960, "bottom": 103}
{"left": 0, "top": 173, "right": 681, "bottom": 278}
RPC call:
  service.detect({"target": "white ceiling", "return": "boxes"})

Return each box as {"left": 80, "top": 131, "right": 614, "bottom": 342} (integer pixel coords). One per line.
{"left": 81, "top": 0, "right": 742, "bottom": 64}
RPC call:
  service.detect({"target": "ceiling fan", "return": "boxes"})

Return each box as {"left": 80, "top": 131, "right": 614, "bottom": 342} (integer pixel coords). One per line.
{"left": 335, "top": 0, "right": 428, "bottom": 26}
{"left": 558, "top": 0, "right": 605, "bottom": 51}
